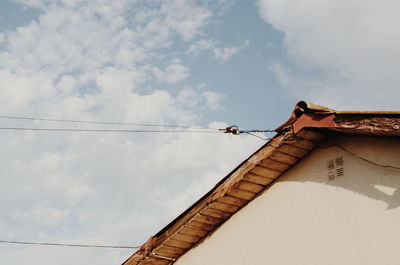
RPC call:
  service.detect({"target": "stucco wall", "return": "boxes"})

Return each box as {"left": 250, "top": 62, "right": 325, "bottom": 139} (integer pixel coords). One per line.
{"left": 174, "top": 135, "right": 400, "bottom": 265}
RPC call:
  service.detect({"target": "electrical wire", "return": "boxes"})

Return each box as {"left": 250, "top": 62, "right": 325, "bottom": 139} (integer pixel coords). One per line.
{"left": 317, "top": 143, "right": 400, "bottom": 171}
{"left": 0, "top": 123, "right": 278, "bottom": 138}
{"left": 0, "top": 127, "right": 223, "bottom": 133}
{"left": 243, "top": 132, "right": 272, "bottom": 141}
{"left": 333, "top": 144, "right": 400, "bottom": 171}
{"left": 219, "top": 126, "right": 276, "bottom": 140}
{"left": 0, "top": 115, "right": 218, "bottom": 131}
{"left": 240, "top": 129, "right": 276, "bottom": 133}
{"left": 0, "top": 240, "right": 140, "bottom": 249}
{"left": 0, "top": 117, "right": 278, "bottom": 139}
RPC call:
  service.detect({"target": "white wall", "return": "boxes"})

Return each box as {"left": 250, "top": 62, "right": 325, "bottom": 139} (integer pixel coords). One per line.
{"left": 175, "top": 135, "right": 400, "bottom": 265}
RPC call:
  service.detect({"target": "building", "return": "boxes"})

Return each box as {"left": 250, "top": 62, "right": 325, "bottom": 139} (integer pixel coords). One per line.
{"left": 122, "top": 101, "right": 400, "bottom": 265}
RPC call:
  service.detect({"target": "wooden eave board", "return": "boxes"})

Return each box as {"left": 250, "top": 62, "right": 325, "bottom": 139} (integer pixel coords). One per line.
{"left": 123, "top": 112, "right": 400, "bottom": 265}
{"left": 123, "top": 128, "right": 326, "bottom": 265}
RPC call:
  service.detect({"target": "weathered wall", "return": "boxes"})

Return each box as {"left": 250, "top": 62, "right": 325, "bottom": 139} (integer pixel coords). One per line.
{"left": 174, "top": 135, "right": 400, "bottom": 265}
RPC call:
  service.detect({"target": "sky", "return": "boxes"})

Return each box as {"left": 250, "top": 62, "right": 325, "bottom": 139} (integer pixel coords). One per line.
{"left": 0, "top": 0, "right": 399, "bottom": 264}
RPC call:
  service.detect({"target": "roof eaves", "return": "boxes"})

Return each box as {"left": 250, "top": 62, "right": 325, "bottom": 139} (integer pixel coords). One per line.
{"left": 122, "top": 101, "right": 400, "bottom": 265}
{"left": 123, "top": 131, "right": 326, "bottom": 265}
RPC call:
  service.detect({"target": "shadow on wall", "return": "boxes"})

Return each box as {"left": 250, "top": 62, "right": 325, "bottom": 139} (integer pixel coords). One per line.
{"left": 288, "top": 135, "right": 400, "bottom": 210}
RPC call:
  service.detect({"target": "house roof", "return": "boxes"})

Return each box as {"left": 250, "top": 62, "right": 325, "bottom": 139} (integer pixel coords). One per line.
{"left": 122, "top": 101, "right": 400, "bottom": 265}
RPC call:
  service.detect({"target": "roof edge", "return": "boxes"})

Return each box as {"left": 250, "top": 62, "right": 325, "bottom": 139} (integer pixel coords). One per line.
{"left": 122, "top": 101, "right": 400, "bottom": 265}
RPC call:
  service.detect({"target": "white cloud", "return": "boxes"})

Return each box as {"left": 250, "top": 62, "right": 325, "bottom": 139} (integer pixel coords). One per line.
{"left": 0, "top": 70, "right": 54, "bottom": 113}
{"left": 187, "top": 39, "right": 250, "bottom": 62}
{"left": 161, "top": 0, "right": 213, "bottom": 41}
{"left": 176, "top": 87, "right": 224, "bottom": 111}
{"left": 1, "top": 2, "right": 133, "bottom": 76}
{"left": 187, "top": 38, "right": 251, "bottom": 62}
{"left": 56, "top": 75, "right": 77, "bottom": 95}
{"left": 258, "top": 0, "right": 400, "bottom": 110}
{"left": 15, "top": 207, "right": 69, "bottom": 227}
{"left": 0, "top": 1, "right": 260, "bottom": 265}
{"left": 96, "top": 67, "right": 144, "bottom": 93}
{"left": 177, "top": 87, "right": 202, "bottom": 108}
{"left": 153, "top": 59, "right": 190, "bottom": 83}
{"left": 213, "top": 39, "right": 250, "bottom": 63}
{"left": 270, "top": 63, "right": 291, "bottom": 86}
{"left": 202, "top": 91, "right": 224, "bottom": 110}
{"left": 0, "top": 32, "right": 5, "bottom": 45}
{"left": 187, "top": 39, "right": 216, "bottom": 55}
{"left": 213, "top": 46, "right": 239, "bottom": 62}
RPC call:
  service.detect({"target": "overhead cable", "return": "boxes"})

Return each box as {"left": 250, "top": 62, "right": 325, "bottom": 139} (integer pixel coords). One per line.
{"left": 0, "top": 115, "right": 218, "bottom": 130}
{"left": 243, "top": 132, "right": 272, "bottom": 141}
{"left": 0, "top": 240, "right": 140, "bottom": 249}
{"left": 0, "top": 127, "right": 221, "bottom": 133}
{"left": 327, "top": 144, "right": 400, "bottom": 171}
{"left": 219, "top": 125, "right": 276, "bottom": 134}
{"left": 220, "top": 125, "right": 276, "bottom": 140}
{"left": 0, "top": 120, "right": 276, "bottom": 140}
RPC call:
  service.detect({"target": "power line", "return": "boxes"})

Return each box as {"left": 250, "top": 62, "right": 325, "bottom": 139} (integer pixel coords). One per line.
{"left": 0, "top": 115, "right": 218, "bottom": 131}
{"left": 0, "top": 125, "right": 277, "bottom": 139}
{"left": 243, "top": 132, "right": 272, "bottom": 141}
{"left": 318, "top": 143, "right": 400, "bottom": 171}
{"left": 219, "top": 126, "right": 276, "bottom": 140}
{"left": 0, "top": 118, "right": 277, "bottom": 139}
{"left": 241, "top": 129, "right": 276, "bottom": 133}
{"left": 334, "top": 144, "right": 400, "bottom": 170}
{"left": 219, "top": 125, "right": 276, "bottom": 134}
{"left": 0, "top": 127, "right": 223, "bottom": 133}
{"left": 0, "top": 240, "right": 140, "bottom": 249}
{"left": 0, "top": 126, "right": 276, "bottom": 141}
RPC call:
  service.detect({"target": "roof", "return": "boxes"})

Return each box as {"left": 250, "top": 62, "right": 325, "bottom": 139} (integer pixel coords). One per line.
{"left": 122, "top": 101, "right": 400, "bottom": 265}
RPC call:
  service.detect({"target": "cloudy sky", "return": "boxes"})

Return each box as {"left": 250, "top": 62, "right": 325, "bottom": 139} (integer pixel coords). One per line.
{"left": 0, "top": 0, "right": 399, "bottom": 264}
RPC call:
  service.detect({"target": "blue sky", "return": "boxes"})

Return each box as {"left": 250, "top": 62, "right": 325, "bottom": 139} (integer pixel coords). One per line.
{"left": 0, "top": 1, "right": 40, "bottom": 32}
{"left": 0, "top": 0, "right": 291, "bottom": 130}
{"left": 0, "top": 1, "right": 399, "bottom": 264}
